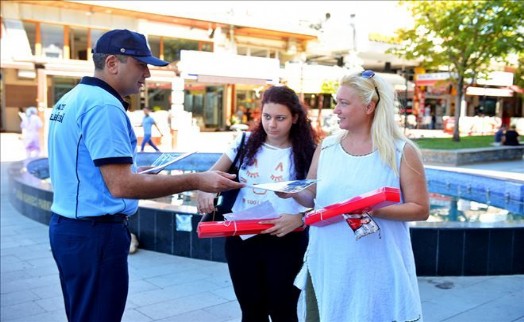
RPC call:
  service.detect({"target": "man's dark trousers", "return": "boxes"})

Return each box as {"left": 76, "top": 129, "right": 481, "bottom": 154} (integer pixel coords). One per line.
{"left": 49, "top": 213, "right": 131, "bottom": 322}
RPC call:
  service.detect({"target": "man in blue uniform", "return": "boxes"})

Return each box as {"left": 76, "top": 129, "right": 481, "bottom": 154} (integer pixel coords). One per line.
{"left": 47, "top": 29, "right": 242, "bottom": 322}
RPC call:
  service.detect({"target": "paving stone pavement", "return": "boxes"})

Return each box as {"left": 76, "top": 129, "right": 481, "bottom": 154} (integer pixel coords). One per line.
{"left": 1, "top": 132, "right": 523, "bottom": 322}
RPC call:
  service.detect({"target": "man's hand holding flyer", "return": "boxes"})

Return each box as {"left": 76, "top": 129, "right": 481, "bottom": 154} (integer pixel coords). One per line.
{"left": 139, "top": 151, "right": 196, "bottom": 174}
{"left": 246, "top": 179, "right": 318, "bottom": 193}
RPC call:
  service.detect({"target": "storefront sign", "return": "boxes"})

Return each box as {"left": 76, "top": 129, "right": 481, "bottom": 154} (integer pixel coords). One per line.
{"left": 416, "top": 72, "right": 456, "bottom": 86}
{"left": 466, "top": 86, "right": 513, "bottom": 97}
{"left": 475, "top": 71, "right": 514, "bottom": 86}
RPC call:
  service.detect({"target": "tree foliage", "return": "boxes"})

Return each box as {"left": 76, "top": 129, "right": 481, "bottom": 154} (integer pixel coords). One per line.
{"left": 515, "top": 53, "right": 524, "bottom": 89}
{"left": 389, "top": 0, "right": 524, "bottom": 141}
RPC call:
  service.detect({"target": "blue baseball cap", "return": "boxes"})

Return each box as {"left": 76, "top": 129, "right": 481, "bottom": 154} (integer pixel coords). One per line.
{"left": 93, "top": 29, "right": 169, "bottom": 66}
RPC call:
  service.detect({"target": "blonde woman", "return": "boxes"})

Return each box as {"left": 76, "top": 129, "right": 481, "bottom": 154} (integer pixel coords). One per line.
{"left": 282, "top": 70, "right": 429, "bottom": 321}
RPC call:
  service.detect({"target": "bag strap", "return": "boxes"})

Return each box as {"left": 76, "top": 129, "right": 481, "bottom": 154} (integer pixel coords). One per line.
{"left": 210, "top": 132, "right": 246, "bottom": 222}
{"left": 231, "top": 132, "right": 246, "bottom": 169}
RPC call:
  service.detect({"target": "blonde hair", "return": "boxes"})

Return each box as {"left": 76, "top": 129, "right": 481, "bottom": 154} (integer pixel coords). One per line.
{"left": 339, "top": 72, "right": 421, "bottom": 176}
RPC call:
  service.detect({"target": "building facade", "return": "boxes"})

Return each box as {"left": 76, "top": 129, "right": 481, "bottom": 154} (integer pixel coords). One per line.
{"left": 3, "top": 0, "right": 518, "bottom": 147}
{"left": 0, "top": 0, "right": 317, "bottom": 146}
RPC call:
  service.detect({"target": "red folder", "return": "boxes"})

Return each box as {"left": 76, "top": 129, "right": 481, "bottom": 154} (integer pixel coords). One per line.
{"left": 197, "top": 219, "right": 305, "bottom": 238}
{"left": 304, "top": 187, "right": 401, "bottom": 227}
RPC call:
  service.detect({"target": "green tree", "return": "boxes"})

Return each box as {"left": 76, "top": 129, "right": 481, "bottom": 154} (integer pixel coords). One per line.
{"left": 389, "top": 0, "right": 524, "bottom": 141}
{"left": 515, "top": 53, "right": 524, "bottom": 89}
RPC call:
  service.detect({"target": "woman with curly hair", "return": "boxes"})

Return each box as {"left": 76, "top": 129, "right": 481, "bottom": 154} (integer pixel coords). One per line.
{"left": 197, "top": 85, "right": 317, "bottom": 322}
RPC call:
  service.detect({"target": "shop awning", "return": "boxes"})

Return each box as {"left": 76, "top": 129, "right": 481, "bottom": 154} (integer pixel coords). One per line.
{"left": 192, "top": 75, "right": 268, "bottom": 85}
{"left": 284, "top": 64, "right": 414, "bottom": 94}
{"left": 180, "top": 50, "right": 280, "bottom": 85}
{"left": 466, "top": 86, "right": 513, "bottom": 97}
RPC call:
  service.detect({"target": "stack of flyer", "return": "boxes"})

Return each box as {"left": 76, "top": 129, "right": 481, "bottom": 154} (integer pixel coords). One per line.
{"left": 139, "top": 151, "right": 196, "bottom": 174}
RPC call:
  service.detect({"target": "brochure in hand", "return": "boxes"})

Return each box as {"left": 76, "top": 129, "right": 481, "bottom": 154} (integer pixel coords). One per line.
{"left": 246, "top": 179, "right": 318, "bottom": 193}
{"left": 139, "top": 151, "right": 197, "bottom": 174}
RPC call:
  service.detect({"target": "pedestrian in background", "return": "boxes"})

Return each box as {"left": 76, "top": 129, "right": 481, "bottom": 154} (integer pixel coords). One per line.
{"left": 197, "top": 85, "right": 317, "bottom": 322}
{"left": 280, "top": 70, "right": 429, "bottom": 321}
{"left": 494, "top": 124, "right": 507, "bottom": 146}
{"left": 140, "top": 106, "right": 163, "bottom": 152}
{"left": 19, "top": 106, "right": 43, "bottom": 158}
{"left": 47, "top": 29, "right": 242, "bottom": 322}
{"left": 503, "top": 124, "right": 520, "bottom": 146}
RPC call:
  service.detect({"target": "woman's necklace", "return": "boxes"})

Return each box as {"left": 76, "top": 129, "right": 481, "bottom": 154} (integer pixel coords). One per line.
{"left": 340, "top": 132, "right": 373, "bottom": 156}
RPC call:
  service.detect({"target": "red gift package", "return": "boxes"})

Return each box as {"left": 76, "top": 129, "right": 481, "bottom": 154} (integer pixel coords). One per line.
{"left": 304, "top": 187, "right": 401, "bottom": 227}
{"left": 197, "top": 219, "right": 305, "bottom": 238}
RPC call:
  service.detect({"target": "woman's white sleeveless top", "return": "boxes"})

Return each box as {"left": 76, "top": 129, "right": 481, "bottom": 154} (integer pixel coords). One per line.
{"left": 302, "top": 134, "right": 423, "bottom": 322}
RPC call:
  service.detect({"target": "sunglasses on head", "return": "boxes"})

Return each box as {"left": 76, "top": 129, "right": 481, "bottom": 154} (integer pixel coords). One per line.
{"left": 359, "top": 70, "right": 381, "bottom": 106}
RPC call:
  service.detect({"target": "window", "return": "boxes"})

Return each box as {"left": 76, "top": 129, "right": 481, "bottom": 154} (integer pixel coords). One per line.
{"left": 164, "top": 38, "right": 199, "bottom": 62}
{"left": 148, "top": 35, "right": 161, "bottom": 59}
{"left": 52, "top": 77, "right": 80, "bottom": 105}
{"left": 147, "top": 36, "right": 212, "bottom": 63}
{"left": 90, "top": 29, "right": 106, "bottom": 50}
{"left": 22, "top": 21, "right": 36, "bottom": 56}
{"left": 200, "top": 42, "right": 213, "bottom": 52}
{"left": 237, "top": 46, "right": 248, "bottom": 56}
{"left": 69, "top": 27, "right": 88, "bottom": 60}
{"left": 250, "top": 48, "right": 269, "bottom": 58}
{"left": 147, "top": 82, "right": 172, "bottom": 111}
{"left": 41, "top": 23, "right": 64, "bottom": 59}
{"left": 237, "top": 45, "right": 278, "bottom": 59}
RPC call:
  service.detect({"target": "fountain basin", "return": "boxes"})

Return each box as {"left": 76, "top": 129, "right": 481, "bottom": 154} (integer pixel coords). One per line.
{"left": 8, "top": 155, "right": 524, "bottom": 276}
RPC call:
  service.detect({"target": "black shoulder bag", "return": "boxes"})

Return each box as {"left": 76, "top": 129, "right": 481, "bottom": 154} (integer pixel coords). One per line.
{"left": 200, "top": 132, "right": 246, "bottom": 222}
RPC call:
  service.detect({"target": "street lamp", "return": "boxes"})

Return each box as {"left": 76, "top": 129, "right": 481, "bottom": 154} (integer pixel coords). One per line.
{"left": 401, "top": 67, "right": 413, "bottom": 134}
{"left": 404, "top": 71, "right": 408, "bottom": 133}
{"left": 343, "top": 13, "right": 364, "bottom": 74}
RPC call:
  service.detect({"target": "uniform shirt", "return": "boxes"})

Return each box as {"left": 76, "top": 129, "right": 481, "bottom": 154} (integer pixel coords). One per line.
{"left": 48, "top": 77, "right": 139, "bottom": 218}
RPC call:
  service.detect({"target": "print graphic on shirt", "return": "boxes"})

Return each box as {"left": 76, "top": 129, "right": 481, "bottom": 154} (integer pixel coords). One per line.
{"left": 251, "top": 160, "right": 286, "bottom": 195}
{"left": 271, "top": 162, "right": 284, "bottom": 182}
{"left": 243, "top": 154, "right": 289, "bottom": 208}
{"left": 246, "top": 159, "right": 265, "bottom": 195}
{"left": 50, "top": 103, "right": 66, "bottom": 123}
{"left": 246, "top": 159, "right": 260, "bottom": 179}
{"left": 246, "top": 170, "right": 260, "bottom": 179}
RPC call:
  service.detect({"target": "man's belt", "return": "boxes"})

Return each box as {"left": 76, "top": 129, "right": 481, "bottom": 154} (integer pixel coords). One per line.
{"left": 56, "top": 213, "right": 129, "bottom": 224}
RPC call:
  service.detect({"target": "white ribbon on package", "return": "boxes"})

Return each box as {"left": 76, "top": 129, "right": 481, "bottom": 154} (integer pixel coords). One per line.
{"left": 224, "top": 201, "right": 278, "bottom": 240}
{"left": 220, "top": 220, "right": 238, "bottom": 236}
